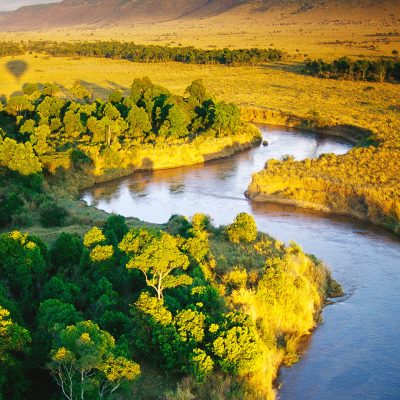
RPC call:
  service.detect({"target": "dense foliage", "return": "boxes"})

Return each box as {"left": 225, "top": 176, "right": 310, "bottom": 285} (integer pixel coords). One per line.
{"left": 0, "top": 41, "right": 284, "bottom": 66}
{"left": 0, "top": 78, "right": 259, "bottom": 229}
{"left": 305, "top": 56, "right": 400, "bottom": 82}
{"left": 0, "top": 212, "right": 335, "bottom": 399}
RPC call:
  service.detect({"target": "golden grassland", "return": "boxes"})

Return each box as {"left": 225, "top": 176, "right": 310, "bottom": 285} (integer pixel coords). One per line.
{"left": 1, "top": 54, "right": 399, "bottom": 128}
{"left": 0, "top": 1, "right": 399, "bottom": 60}
{"left": 2, "top": 53, "right": 400, "bottom": 232}
{"left": 0, "top": 52, "right": 354, "bottom": 399}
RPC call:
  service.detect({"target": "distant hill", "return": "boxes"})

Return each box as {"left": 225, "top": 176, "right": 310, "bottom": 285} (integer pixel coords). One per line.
{"left": 0, "top": 0, "right": 399, "bottom": 31}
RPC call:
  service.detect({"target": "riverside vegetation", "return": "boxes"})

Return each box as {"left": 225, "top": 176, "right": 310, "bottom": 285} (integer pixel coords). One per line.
{"left": 0, "top": 210, "right": 339, "bottom": 400}
{"left": 0, "top": 77, "right": 340, "bottom": 399}
{"left": 0, "top": 41, "right": 397, "bottom": 399}
{"left": 246, "top": 74, "right": 400, "bottom": 234}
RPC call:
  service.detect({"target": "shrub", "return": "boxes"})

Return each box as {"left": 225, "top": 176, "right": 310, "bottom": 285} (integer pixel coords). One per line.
{"left": 11, "top": 210, "right": 33, "bottom": 228}
{"left": 226, "top": 213, "right": 257, "bottom": 244}
{"left": 166, "top": 215, "right": 193, "bottom": 238}
{"left": 39, "top": 200, "right": 68, "bottom": 227}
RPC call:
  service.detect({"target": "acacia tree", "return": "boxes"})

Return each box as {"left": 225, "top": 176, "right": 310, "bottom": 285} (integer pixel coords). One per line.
{"left": 48, "top": 320, "right": 140, "bottom": 400}
{"left": 5, "top": 95, "right": 34, "bottom": 116}
{"left": 119, "top": 229, "right": 191, "bottom": 299}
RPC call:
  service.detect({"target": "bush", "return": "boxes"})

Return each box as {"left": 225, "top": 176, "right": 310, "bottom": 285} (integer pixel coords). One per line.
{"left": 166, "top": 215, "right": 193, "bottom": 238}
{"left": 226, "top": 213, "right": 257, "bottom": 244}
{"left": 103, "top": 214, "right": 129, "bottom": 242}
{"left": 11, "top": 210, "right": 33, "bottom": 228}
{"left": 0, "top": 192, "right": 25, "bottom": 227}
{"left": 39, "top": 201, "right": 68, "bottom": 227}
{"left": 50, "top": 232, "right": 83, "bottom": 270}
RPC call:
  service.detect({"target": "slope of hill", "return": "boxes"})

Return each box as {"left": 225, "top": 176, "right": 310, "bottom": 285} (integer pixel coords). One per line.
{"left": 0, "top": 0, "right": 242, "bottom": 29}
{"left": 0, "top": 0, "right": 399, "bottom": 30}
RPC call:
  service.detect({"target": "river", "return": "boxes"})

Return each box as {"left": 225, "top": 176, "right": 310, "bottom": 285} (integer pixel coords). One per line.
{"left": 82, "top": 125, "right": 400, "bottom": 400}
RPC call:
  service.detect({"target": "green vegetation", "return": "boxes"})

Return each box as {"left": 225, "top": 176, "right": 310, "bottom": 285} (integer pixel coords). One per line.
{"left": 0, "top": 41, "right": 284, "bottom": 66}
{"left": 305, "top": 56, "right": 400, "bottom": 82}
{"left": 0, "top": 212, "right": 338, "bottom": 399}
{"left": 0, "top": 72, "right": 338, "bottom": 398}
{"left": 0, "top": 78, "right": 260, "bottom": 229}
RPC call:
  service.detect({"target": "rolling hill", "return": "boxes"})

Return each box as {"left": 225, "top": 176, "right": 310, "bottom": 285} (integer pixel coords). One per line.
{"left": 0, "top": 0, "right": 399, "bottom": 30}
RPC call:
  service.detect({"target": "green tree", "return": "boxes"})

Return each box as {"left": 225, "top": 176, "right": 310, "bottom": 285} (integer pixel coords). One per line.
{"left": 130, "top": 77, "right": 153, "bottom": 103}
{"left": 39, "top": 201, "right": 68, "bottom": 227}
{"left": 22, "top": 83, "right": 39, "bottom": 96}
{"left": 120, "top": 230, "right": 191, "bottom": 299}
{"left": 0, "top": 138, "right": 42, "bottom": 175}
{"left": 36, "top": 96, "right": 65, "bottom": 120}
{"left": 108, "top": 90, "right": 123, "bottom": 104}
{"left": 43, "top": 277, "right": 80, "bottom": 305}
{"left": 0, "top": 306, "right": 31, "bottom": 362}
{"left": 50, "top": 232, "right": 83, "bottom": 272}
{"left": 70, "top": 82, "right": 92, "bottom": 101}
{"left": 5, "top": 96, "right": 34, "bottom": 116}
{"left": 210, "top": 102, "right": 241, "bottom": 136}
{"left": 48, "top": 320, "right": 140, "bottom": 400}
{"left": 36, "top": 300, "right": 82, "bottom": 334}
{"left": 83, "top": 227, "right": 114, "bottom": 263}
{"left": 159, "top": 104, "right": 190, "bottom": 139}
{"left": 226, "top": 213, "right": 258, "bottom": 244}
{"left": 19, "top": 119, "right": 36, "bottom": 136}
{"left": 0, "top": 231, "right": 46, "bottom": 313}
{"left": 188, "top": 348, "right": 214, "bottom": 382}
{"left": 103, "top": 214, "right": 129, "bottom": 242}
{"left": 185, "top": 79, "right": 209, "bottom": 105}
{"left": 212, "top": 312, "right": 259, "bottom": 376}
{"left": 0, "top": 306, "right": 31, "bottom": 400}
{"left": 126, "top": 105, "right": 152, "bottom": 138}
{"left": 63, "top": 110, "right": 84, "bottom": 139}
{"left": 43, "top": 82, "right": 61, "bottom": 97}
{"left": 83, "top": 227, "right": 106, "bottom": 248}
{"left": 30, "top": 125, "right": 51, "bottom": 155}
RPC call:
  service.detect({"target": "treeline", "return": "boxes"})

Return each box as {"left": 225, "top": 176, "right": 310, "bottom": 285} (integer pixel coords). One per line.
{"left": 0, "top": 78, "right": 260, "bottom": 229}
{"left": 0, "top": 78, "right": 249, "bottom": 178}
{"left": 0, "top": 40, "right": 284, "bottom": 66}
{"left": 0, "top": 211, "right": 336, "bottom": 399}
{"left": 305, "top": 57, "right": 400, "bottom": 82}
{"left": 0, "top": 41, "right": 25, "bottom": 57}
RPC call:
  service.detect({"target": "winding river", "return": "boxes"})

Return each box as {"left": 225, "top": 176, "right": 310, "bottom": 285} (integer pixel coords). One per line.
{"left": 82, "top": 126, "right": 400, "bottom": 400}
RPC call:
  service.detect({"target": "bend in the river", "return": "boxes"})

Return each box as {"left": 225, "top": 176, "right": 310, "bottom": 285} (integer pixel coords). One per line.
{"left": 82, "top": 126, "right": 400, "bottom": 400}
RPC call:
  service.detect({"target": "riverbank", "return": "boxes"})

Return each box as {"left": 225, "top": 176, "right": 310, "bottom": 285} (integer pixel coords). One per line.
{"left": 241, "top": 108, "right": 400, "bottom": 235}
{"left": 47, "top": 125, "right": 262, "bottom": 195}
{"left": 245, "top": 150, "right": 400, "bottom": 235}
{"left": 240, "top": 108, "right": 371, "bottom": 145}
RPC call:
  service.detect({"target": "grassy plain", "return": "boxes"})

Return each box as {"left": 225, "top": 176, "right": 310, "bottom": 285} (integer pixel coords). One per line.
{"left": 1, "top": 54, "right": 399, "bottom": 131}
{"left": 0, "top": 1, "right": 399, "bottom": 60}
{"left": 2, "top": 53, "right": 400, "bottom": 233}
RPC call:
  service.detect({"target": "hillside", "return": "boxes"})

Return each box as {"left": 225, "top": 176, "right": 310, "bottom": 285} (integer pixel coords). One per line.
{"left": 0, "top": 0, "right": 240, "bottom": 29}
{"left": 0, "top": 0, "right": 398, "bottom": 30}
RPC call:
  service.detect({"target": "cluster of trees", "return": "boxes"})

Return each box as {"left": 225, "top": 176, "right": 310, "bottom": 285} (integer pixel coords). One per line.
{"left": 304, "top": 57, "right": 400, "bottom": 82}
{"left": 0, "top": 41, "right": 24, "bottom": 57}
{"left": 0, "top": 210, "right": 335, "bottom": 399}
{"left": 0, "top": 78, "right": 246, "bottom": 175}
{"left": 1, "top": 41, "right": 284, "bottom": 66}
